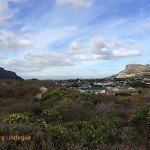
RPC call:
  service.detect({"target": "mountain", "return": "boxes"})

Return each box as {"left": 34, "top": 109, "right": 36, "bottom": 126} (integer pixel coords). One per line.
{"left": 0, "top": 67, "right": 22, "bottom": 80}
{"left": 116, "top": 64, "right": 150, "bottom": 78}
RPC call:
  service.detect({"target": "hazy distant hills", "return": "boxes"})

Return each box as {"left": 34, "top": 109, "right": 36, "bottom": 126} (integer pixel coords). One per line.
{"left": 0, "top": 67, "right": 22, "bottom": 80}
{"left": 116, "top": 64, "right": 150, "bottom": 78}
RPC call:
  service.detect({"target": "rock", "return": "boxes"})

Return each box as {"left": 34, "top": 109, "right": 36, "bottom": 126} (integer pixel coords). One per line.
{"left": 36, "top": 87, "right": 48, "bottom": 99}
{"left": 116, "top": 64, "right": 150, "bottom": 78}
{"left": 127, "top": 87, "right": 136, "bottom": 93}
{"left": 40, "top": 87, "right": 48, "bottom": 93}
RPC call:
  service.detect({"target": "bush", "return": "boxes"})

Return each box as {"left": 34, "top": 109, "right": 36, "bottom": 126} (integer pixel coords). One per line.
{"left": 138, "top": 90, "right": 143, "bottom": 94}
{"left": 129, "top": 106, "right": 150, "bottom": 138}
{"left": 0, "top": 123, "right": 55, "bottom": 150}
{"left": 115, "top": 92, "right": 131, "bottom": 97}
{"left": 66, "top": 116, "right": 122, "bottom": 147}
{"left": 2, "top": 112, "right": 35, "bottom": 124}
{"left": 42, "top": 107, "right": 61, "bottom": 122}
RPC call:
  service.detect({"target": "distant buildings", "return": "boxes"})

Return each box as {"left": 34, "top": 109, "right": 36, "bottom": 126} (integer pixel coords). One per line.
{"left": 79, "top": 86, "right": 106, "bottom": 94}
{"left": 58, "top": 71, "right": 150, "bottom": 96}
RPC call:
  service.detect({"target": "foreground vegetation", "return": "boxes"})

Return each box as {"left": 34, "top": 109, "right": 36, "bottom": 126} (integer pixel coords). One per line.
{"left": 0, "top": 80, "right": 150, "bottom": 150}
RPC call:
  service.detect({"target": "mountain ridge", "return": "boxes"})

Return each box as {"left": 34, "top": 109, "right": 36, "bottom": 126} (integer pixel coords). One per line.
{"left": 0, "top": 67, "right": 22, "bottom": 80}
{"left": 116, "top": 64, "right": 150, "bottom": 78}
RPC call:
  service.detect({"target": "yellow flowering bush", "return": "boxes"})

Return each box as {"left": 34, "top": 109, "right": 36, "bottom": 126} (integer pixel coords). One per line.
{"left": 36, "top": 119, "right": 69, "bottom": 138}
{"left": 36, "top": 118, "right": 50, "bottom": 130}
{"left": 3, "top": 112, "right": 35, "bottom": 124}
{"left": 43, "top": 108, "right": 60, "bottom": 117}
{"left": 66, "top": 118, "right": 122, "bottom": 145}
{"left": 47, "top": 125, "right": 69, "bottom": 138}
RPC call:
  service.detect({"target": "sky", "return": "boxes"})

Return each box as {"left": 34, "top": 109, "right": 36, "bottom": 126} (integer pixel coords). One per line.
{"left": 0, "top": 0, "right": 150, "bottom": 79}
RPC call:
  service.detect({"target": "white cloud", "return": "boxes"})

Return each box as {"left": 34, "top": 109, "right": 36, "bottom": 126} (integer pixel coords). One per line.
{"left": 0, "top": 0, "right": 25, "bottom": 25}
{"left": 25, "top": 52, "right": 74, "bottom": 68}
{"left": 73, "top": 53, "right": 109, "bottom": 61}
{"left": 88, "top": 36, "right": 112, "bottom": 59}
{"left": 0, "top": 30, "right": 34, "bottom": 51}
{"left": 112, "top": 38, "right": 123, "bottom": 47}
{"left": 67, "top": 36, "right": 112, "bottom": 61}
{"left": 0, "top": 0, "right": 16, "bottom": 25}
{"left": 2, "top": 51, "right": 74, "bottom": 71}
{"left": 1, "top": 34, "right": 142, "bottom": 72}
{"left": 56, "top": 0, "right": 92, "bottom": 8}
{"left": 89, "top": 36, "right": 109, "bottom": 55}
{"left": 68, "top": 41, "right": 82, "bottom": 51}
{"left": 73, "top": 54, "right": 91, "bottom": 60}
{"left": 89, "top": 36, "right": 107, "bottom": 50}
{"left": 18, "top": 39, "right": 34, "bottom": 47}
{"left": 112, "top": 49, "right": 141, "bottom": 57}
{"left": 111, "top": 38, "right": 136, "bottom": 47}
{"left": 67, "top": 36, "right": 141, "bottom": 61}
{"left": 10, "top": 0, "right": 26, "bottom": 2}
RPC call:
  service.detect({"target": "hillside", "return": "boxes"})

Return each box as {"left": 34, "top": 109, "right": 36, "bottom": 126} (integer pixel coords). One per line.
{"left": 116, "top": 64, "right": 150, "bottom": 78}
{"left": 0, "top": 67, "right": 22, "bottom": 80}
{"left": 0, "top": 81, "right": 150, "bottom": 149}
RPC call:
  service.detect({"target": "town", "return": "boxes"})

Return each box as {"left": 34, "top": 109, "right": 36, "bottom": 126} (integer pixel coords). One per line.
{"left": 57, "top": 72, "right": 150, "bottom": 96}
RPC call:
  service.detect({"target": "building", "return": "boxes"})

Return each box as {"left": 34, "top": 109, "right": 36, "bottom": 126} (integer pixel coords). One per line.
{"left": 79, "top": 86, "right": 106, "bottom": 94}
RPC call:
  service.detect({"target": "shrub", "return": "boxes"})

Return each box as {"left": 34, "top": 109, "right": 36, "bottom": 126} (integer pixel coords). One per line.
{"left": 138, "top": 90, "right": 143, "bottom": 94}
{"left": 58, "top": 102, "right": 93, "bottom": 122}
{"left": 2, "top": 112, "right": 35, "bottom": 124}
{"left": 66, "top": 117, "right": 122, "bottom": 147}
{"left": 115, "top": 92, "right": 131, "bottom": 97}
{"left": 0, "top": 84, "right": 39, "bottom": 99}
{"left": 129, "top": 106, "right": 150, "bottom": 138}
{"left": 35, "top": 119, "right": 70, "bottom": 139}
{"left": 0, "top": 123, "right": 56, "bottom": 150}
{"left": 42, "top": 107, "right": 61, "bottom": 122}
{"left": 47, "top": 125, "right": 70, "bottom": 138}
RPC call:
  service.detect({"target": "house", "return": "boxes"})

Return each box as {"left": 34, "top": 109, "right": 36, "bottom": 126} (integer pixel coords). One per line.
{"left": 79, "top": 86, "right": 106, "bottom": 94}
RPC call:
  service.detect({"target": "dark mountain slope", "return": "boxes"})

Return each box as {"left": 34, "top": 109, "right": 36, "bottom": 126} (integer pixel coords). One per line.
{"left": 0, "top": 67, "right": 22, "bottom": 80}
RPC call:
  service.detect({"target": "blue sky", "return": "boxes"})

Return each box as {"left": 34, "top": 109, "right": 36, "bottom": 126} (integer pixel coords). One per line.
{"left": 0, "top": 0, "right": 150, "bottom": 79}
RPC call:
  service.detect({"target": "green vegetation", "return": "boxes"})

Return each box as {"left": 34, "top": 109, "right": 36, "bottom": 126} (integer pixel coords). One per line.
{"left": 115, "top": 92, "right": 131, "bottom": 97}
{"left": 129, "top": 106, "right": 150, "bottom": 138}
{"left": 0, "top": 80, "right": 150, "bottom": 149}
{"left": 128, "top": 82, "right": 150, "bottom": 88}
{"left": 3, "top": 113, "right": 35, "bottom": 124}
